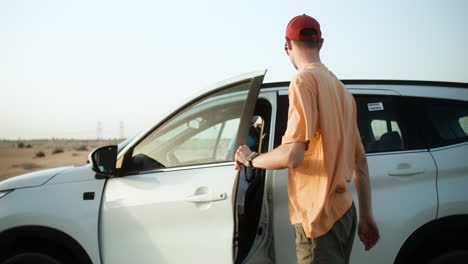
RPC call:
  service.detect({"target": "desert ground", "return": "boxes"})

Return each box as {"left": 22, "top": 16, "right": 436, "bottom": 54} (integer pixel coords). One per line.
{"left": 0, "top": 139, "right": 123, "bottom": 182}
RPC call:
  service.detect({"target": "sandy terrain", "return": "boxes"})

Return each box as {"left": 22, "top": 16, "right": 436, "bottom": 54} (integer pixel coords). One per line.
{"left": 0, "top": 139, "right": 122, "bottom": 182}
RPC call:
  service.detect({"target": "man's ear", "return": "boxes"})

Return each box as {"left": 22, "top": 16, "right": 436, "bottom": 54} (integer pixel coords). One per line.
{"left": 286, "top": 38, "right": 292, "bottom": 51}
{"left": 319, "top": 38, "right": 324, "bottom": 49}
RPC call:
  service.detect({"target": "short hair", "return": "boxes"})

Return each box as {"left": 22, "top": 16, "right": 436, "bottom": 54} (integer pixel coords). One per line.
{"left": 291, "top": 39, "right": 322, "bottom": 50}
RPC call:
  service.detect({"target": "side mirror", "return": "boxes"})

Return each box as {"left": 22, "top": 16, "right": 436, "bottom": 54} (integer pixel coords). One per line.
{"left": 89, "top": 145, "right": 118, "bottom": 178}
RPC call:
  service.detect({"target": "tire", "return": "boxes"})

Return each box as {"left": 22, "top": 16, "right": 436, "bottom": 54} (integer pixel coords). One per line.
{"left": 2, "top": 252, "right": 62, "bottom": 264}
{"left": 429, "top": 250, "right": 468, "bottom": 264}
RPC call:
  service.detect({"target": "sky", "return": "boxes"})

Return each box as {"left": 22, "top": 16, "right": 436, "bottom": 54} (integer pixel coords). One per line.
{"left": 1, "top": 0, "right": 467, "bottom": 139}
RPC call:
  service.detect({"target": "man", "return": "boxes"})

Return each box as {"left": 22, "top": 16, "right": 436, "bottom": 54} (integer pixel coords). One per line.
{"left": 235, "top": 14, "right": 380, "bottom": 263}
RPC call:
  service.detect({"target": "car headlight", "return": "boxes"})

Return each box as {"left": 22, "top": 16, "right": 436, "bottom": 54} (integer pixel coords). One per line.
{"left": 0, "top": 190, "right": 12, "bottom": 199}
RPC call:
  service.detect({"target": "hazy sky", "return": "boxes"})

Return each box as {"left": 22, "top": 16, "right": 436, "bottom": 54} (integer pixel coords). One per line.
{"left": 1, "top": 0, "right": 467, "bottom": 139}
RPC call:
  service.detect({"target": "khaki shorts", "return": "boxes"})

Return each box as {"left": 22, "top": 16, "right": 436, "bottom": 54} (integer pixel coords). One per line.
{"left": 294, "top": 204, "right": 357, "bottom": 264}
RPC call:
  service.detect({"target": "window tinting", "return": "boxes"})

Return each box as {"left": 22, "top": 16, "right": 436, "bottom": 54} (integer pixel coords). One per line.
{"left": 354, "top": 96, "right": 426, "bottom": 153}
{"left": 276, "top": 94, "right": 425, "bottom": 153}
{"left": 422, "top": 98, "right": 468, "bottom": 147}
{"left": 460, "top": 116, "right": 468, "bottom": 135}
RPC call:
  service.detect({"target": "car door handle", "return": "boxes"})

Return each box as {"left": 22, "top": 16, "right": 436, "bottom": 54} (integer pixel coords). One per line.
{"left": 185, "top": 192, "right": 227, "bottom": 203}
{"left": 388, "top": 168, "right": 425, "bottom": 176}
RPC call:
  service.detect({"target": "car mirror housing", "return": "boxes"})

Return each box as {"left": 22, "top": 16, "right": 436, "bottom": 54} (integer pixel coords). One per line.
{"left": 90, "top": 145, "right": 118, "bottom": 178}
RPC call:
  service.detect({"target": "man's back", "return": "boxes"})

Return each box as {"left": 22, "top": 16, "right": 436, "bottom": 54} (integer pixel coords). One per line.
{"left": 283, "top": 63, "right": 364, "bottom": 238}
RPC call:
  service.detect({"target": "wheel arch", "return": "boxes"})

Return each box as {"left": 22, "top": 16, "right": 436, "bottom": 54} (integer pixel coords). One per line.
{"left": 395, "top": 214, "right": 468, "bottom": 263}
{"left": 0, "top": 225, "right": 93, "bottom": 264}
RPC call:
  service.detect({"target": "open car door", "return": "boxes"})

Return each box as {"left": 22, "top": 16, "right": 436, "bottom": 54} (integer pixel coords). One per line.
{"left": 100, "top": 70, "right": 266, "bottom": 264}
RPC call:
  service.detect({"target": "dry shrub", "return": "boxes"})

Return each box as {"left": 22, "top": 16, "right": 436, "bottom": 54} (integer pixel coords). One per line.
{"left": 12, "top": 162, "right": 42, "bottom": 170}
{"left": 52, "top": 147, "right": 64, "bottom": 154}
{"left": 35, "top": 151, "right": 46, "bottom": 158}
{"left": 75, "top": 145, "right": 88, "bottom": 151}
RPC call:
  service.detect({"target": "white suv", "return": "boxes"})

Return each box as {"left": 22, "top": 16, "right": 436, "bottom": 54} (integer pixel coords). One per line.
{"left": 0, "top": 71, "right": 467, "bottom": 264}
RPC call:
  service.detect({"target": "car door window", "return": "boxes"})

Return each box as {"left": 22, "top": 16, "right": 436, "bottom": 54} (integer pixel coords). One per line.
{"left": 420, "top": 98, "right": 468, "bottom": 147}
{"left": 124, "top": 82, "right": 250, "bottom": 172}
{"left": 174, "top": 118, "right": 240, "bottom": 164}
{"left": 275, "top": 94, "right": 425, "bottom": 153}
{"left": 354, "top": 95, "right": 426, "bottom": 153}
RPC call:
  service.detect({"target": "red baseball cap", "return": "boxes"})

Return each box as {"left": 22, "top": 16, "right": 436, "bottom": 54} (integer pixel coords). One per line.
{"left": 286, "top": 14, "right": 322, "bottom": 41}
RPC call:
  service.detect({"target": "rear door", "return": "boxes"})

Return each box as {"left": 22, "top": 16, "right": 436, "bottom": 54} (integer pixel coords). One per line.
{"left": 349, "top": 91, "right": 438, "bottom": 263}
{"left": 271, "top": 89, "right": 439, "bottom": 264}
{"left": 417, "top": 96, "right": 468, "bottom": 218}
{"left": 100, "top": 71, "right": 265, "bottom": 264}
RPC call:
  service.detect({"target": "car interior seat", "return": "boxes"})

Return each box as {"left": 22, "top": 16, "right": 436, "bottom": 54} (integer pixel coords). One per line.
{"left": 379, "top": 131, "right": 403, "bottom": 151}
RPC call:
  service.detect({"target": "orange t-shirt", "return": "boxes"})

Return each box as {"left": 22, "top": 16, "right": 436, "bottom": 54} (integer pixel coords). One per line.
{"left": 282, "top": 63, "right": 365, "bottom": 238}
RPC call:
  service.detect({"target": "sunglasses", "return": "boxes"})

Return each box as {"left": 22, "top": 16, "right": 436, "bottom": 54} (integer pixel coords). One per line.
{"left": 284, "top": 43, "right": 289, "bottom": 55}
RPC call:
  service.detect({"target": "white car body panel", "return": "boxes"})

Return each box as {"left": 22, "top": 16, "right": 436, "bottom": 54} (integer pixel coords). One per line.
{"left": 430, "top": 143, "right": 468, "bottom": 217}
{"left": 0, "top": 165, "right": 104, "bottom": 264}
{"left": 271, "top": 168, "right": 294, "bottom": 263}
{"left": 0, "top": 167, "right": 70, "bottom": 191}
{"left": 350, "top": 151, "right": 437, "bottom": 263}
{"left": 47, "top": 164, "right": 97, "bottom": 184}
{"left": 100, "top": 164, "right": 237, "bottom": 264}
{"left": 348, "top": 88, "right": 400, "bottom": 96}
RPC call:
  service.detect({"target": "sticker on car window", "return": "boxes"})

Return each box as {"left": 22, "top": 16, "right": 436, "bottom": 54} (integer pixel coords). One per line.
{"left": 368, "top": 102, "right": 384, "bottom": 111}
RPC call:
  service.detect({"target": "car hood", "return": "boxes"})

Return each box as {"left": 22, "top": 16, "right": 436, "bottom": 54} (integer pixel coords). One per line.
{"left": 0, "top": 167, "right": 72, "bottom": 191}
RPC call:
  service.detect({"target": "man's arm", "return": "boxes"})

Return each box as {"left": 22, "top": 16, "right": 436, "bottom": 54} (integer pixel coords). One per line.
{"left": 235, "top": 73, "right": 314, "bottom": 171}
{"left": 354, "top": 154, "right": 380, "bottom": 250}
{"left": 234, "top": 142, "right": 306, "bottom": 170}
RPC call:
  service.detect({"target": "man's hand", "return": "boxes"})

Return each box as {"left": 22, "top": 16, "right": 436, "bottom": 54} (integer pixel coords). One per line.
{"left": 358, "top": 215, "right": 380, "bottom": 251}
{"left": 234, "top": 145, "right": 252, "bottom": 170}
{"left": 354, "top": 153, "right": 380, "bottom": 250}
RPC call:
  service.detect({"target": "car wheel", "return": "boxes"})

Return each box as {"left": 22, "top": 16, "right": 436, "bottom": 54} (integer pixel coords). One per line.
{"left": 428, "top": 250, "right": 468, "bottom": 264}
{"left": 2, "top": 252, "right": 62, "bottom": 264}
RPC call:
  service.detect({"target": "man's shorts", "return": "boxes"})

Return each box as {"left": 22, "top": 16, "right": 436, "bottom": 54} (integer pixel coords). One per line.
{"left": 293, "top": 203, "right": 357, "bottom": 264}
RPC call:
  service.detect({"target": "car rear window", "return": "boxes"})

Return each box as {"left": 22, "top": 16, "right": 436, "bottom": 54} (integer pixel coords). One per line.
{"left": 422, "top": 98, "right": 468, "bottom": 147}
